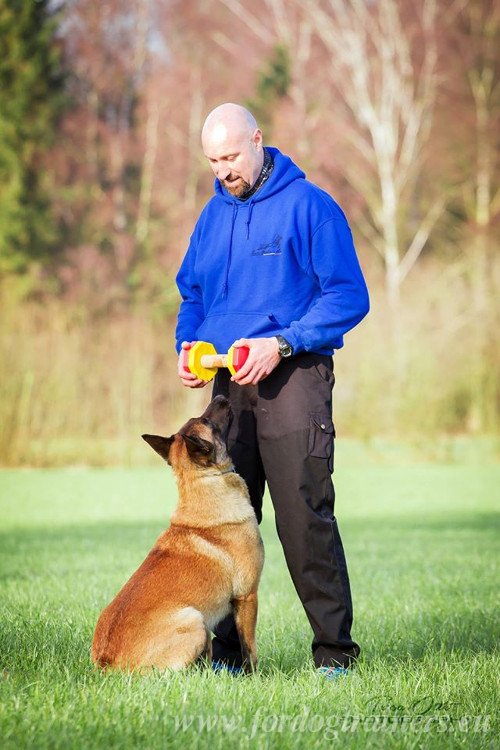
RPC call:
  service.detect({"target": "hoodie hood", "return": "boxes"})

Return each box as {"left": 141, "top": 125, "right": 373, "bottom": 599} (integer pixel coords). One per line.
{"left": 214, "top": 147, "right": 305, "bottom": 205}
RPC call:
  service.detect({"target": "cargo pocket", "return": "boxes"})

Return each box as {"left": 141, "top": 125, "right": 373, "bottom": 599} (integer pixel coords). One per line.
{"left": 308, "top": 413, "right": 335, "bottom": 473}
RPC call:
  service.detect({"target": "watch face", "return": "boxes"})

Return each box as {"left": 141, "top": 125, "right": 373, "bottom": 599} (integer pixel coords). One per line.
{"left": 278, "top": 340, "right": 293, "bottom": 357}
{"left": 277, "top": 335, "right": 293, "bottom": 357}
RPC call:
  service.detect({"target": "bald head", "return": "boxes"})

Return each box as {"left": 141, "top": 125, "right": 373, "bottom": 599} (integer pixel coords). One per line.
{"left": 202, "top": 103, "right": 258, "bottom": 145}
{"left": 201, "top": 103, "right": 264, "bottom": 197}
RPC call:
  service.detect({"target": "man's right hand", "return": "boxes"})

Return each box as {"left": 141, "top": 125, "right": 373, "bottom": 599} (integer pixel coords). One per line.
{"left": 177, "top": 341, "right": 208, "bottom": 388}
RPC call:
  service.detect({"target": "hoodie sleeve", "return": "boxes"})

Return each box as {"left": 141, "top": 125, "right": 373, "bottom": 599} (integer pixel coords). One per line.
{"left": 175, "top": 232, "right": 204, "bottom": 354}
{"left": 280, "top": 217, "right": 369, "bottom": 353}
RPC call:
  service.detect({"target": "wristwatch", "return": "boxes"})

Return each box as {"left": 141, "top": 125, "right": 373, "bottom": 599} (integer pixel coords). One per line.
{"left": 276, "top": 335, "right": 293, "bottom": 358}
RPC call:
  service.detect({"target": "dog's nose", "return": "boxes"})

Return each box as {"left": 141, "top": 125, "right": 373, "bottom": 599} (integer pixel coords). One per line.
{"left": 213, "top": 395, "right": 230, "bottom": 408}
{"left": 201, "top": 396, "right": 232, "bottom": 430}
{"left": 208, "top": 395, "right": 230, "bottom": 412}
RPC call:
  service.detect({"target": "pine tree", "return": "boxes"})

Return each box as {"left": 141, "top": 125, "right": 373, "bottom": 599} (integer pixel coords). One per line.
{"left": 0, "top": 0, "right": 65, "bottom": 273}
{"left": 246, "top": 44, "right": 290, "bottom": 137}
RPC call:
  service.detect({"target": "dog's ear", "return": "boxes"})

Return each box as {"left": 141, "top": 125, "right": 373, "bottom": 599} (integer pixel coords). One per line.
{"left": 142, "top": 434, "right": 175, "bottom": 462}
{"left": 182, "top": 433, "right": 214, "bottom": 464}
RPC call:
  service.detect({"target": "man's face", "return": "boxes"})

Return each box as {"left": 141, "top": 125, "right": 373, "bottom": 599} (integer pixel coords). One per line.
{"left": 202, "top": 124, "right": 263, "bottom": 197}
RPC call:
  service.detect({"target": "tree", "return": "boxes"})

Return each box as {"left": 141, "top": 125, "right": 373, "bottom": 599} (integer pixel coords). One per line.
{"left": 0, "top": 0, "right": 65, "bottom": 273}
{"left": 304, "top": 0, "right": 442, "bottom": 312}
{"left": 441, "top": 0, "right": 500, "bottom": 431}
{"left": 246, "top": 44, "right": 291, "bottom": 136}
{"left": 216, "top": 0, "right": 318, "bottom": 160}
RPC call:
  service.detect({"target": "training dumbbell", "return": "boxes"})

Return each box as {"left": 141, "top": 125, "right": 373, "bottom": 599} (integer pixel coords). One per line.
{"left": 181, "top": 341, "right": 250, "bottom": 382}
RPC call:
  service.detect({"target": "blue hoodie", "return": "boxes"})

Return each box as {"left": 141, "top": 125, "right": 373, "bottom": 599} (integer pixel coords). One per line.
{"left": 175, "top": 147, "right": 369, "bottom": 355}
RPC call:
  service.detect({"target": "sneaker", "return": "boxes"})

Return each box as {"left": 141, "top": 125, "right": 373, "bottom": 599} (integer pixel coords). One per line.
{"left": 212, "top": 660, "right": 244, "bottom": 676}
{"left": 317, "top": 665, "right": 349, "bottom": 680}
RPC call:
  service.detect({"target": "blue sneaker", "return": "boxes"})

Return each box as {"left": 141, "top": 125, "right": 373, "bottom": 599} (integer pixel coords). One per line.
{"left": 212, "top": 660, "right": 244, "bottom": 676}
{"left": 317, "top": 666, "right": 349, "bottom": 680}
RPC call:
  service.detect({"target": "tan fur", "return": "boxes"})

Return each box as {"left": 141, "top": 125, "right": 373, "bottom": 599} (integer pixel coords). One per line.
{"left": 91, "top": 397, "right": 264, "bottom": 673}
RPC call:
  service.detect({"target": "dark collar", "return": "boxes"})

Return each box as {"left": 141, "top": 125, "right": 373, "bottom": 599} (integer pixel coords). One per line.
{"left": 237, "top": 147, "right": 274, "bottom": 201}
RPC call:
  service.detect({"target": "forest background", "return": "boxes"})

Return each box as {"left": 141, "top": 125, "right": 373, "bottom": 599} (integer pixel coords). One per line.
{"left": 0, "top": 0, "right": 498, "bottom": 466}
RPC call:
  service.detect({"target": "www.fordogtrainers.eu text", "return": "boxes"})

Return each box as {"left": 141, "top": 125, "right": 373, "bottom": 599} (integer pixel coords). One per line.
{"left": 174, "top": 709, "right": 492, "bottom": 740}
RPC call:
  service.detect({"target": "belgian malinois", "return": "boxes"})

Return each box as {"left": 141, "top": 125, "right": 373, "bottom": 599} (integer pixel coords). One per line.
{"left": 91, "top": 395, "right": 264, "bottom": 672}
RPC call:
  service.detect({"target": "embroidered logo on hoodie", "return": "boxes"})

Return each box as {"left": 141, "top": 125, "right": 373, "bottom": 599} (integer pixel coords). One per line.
{"left": 252, "top": 234, "right": 282, "bottom": 256}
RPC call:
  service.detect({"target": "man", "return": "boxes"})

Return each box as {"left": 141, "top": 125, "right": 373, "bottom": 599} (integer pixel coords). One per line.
{"left": 175, "top": 103, "right": 369, "bottom": 678}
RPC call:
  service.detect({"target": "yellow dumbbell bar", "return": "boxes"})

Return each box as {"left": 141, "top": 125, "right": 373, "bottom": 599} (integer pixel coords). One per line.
{"left": 182, "top": 341, "right": 250, "bottom": 382}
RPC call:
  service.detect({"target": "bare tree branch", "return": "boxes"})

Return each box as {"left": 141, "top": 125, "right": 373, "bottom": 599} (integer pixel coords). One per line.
{"left": 305, "top": 0, "right": 439, "bottom": 307}
{"left": 397, "top": 196, "right": 446, "bottom": 283}
{"left": 218, "top": 0, "right": 275, "bottom": 44}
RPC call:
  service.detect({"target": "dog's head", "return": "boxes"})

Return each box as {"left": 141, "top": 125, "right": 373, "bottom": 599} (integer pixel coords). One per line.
{"left": 142, "top": 395, "right": 232, "bottom": 471}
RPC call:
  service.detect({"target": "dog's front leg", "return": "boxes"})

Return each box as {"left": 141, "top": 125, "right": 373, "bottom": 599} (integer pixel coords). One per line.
{"left": 232, "top": 593, "right": 258, "bottom": 673}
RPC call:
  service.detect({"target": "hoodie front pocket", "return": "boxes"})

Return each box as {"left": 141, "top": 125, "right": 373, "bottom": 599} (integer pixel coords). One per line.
{"left": 195, "top": 311, "right": 282, "bottom": 348}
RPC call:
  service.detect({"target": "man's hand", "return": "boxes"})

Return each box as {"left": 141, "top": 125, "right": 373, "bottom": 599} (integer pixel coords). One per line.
{"left": 230, "top": 337, "right": 281, "bottom": 386}
{"left": 177, "top": 341, "right": 209, "bottom": 388}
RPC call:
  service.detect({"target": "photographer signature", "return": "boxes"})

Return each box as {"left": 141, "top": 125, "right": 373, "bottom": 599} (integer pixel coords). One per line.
{"left": 364, "top": 696, "right": 461, "bottom": 716}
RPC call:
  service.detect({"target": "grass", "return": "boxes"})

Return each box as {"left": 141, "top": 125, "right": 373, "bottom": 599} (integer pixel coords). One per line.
{"left": 0, "top": 452, "right": 498, "bottom": 749}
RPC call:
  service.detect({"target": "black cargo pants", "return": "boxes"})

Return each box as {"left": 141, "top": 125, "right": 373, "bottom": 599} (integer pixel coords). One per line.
{"left": 212, "top": 352, "right": 360, "bottom": 669}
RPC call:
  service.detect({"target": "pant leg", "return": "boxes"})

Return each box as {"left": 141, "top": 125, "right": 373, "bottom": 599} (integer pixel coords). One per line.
{"left": 211, "top": 371, "right": 265, "bottom": 666}
{"left": 256, "top": 353, "right": 360, "bottom": 668}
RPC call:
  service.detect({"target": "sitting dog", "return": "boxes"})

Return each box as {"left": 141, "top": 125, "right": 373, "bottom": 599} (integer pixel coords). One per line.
{"left": 91, "top": 395, "right": 264, "bottom": 672}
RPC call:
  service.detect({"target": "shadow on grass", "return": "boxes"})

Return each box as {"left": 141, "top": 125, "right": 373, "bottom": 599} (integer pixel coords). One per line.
{"left": 1, "top": 510, "right": 497, "bottom": 557}
{"left": 342, "top": 511, "right": 500, "bottom": 535}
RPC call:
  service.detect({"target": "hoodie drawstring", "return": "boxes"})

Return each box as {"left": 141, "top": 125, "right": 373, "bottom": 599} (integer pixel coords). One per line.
{"left": 246, "top": 199, "right": 255, "bottom": 239}
{"left": 222, "top": 202, "right": 238, "bottom": 298}
{"left": 222, "top": 199, "right": 256, "bottom": 297}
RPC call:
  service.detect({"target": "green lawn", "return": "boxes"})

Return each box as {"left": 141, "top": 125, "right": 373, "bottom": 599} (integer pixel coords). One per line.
{"left": 0, "top": 455, "right": 498, "bottom": 749}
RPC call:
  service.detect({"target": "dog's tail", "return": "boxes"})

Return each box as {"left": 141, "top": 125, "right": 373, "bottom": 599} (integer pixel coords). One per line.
{"left": 93, "top": 652, "right": 113, "bottom": 669}
{"left": 91, "top": 605, "right": 117, "bottom": 669}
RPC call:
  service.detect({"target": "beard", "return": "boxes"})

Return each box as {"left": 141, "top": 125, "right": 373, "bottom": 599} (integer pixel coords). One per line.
{"left": 220, "top": 174, "right": 251, "bottom": 197}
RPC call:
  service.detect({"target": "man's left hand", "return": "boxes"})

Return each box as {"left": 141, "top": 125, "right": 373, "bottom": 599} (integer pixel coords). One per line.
{"left": 230, "top": 337, "right": 281, "bottom": 386}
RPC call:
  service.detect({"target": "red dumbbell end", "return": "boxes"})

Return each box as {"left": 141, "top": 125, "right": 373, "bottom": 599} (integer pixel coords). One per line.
{"left": 232, "top": 345, "right": 250, "bottom": 371}
{"left": 181, "top": 348, "right": 191, "bottom": 373}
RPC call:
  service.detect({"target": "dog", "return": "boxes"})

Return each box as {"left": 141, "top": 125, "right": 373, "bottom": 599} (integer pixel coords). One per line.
{"left": 91, "top": 395, "right": 264, "bottom": 672}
